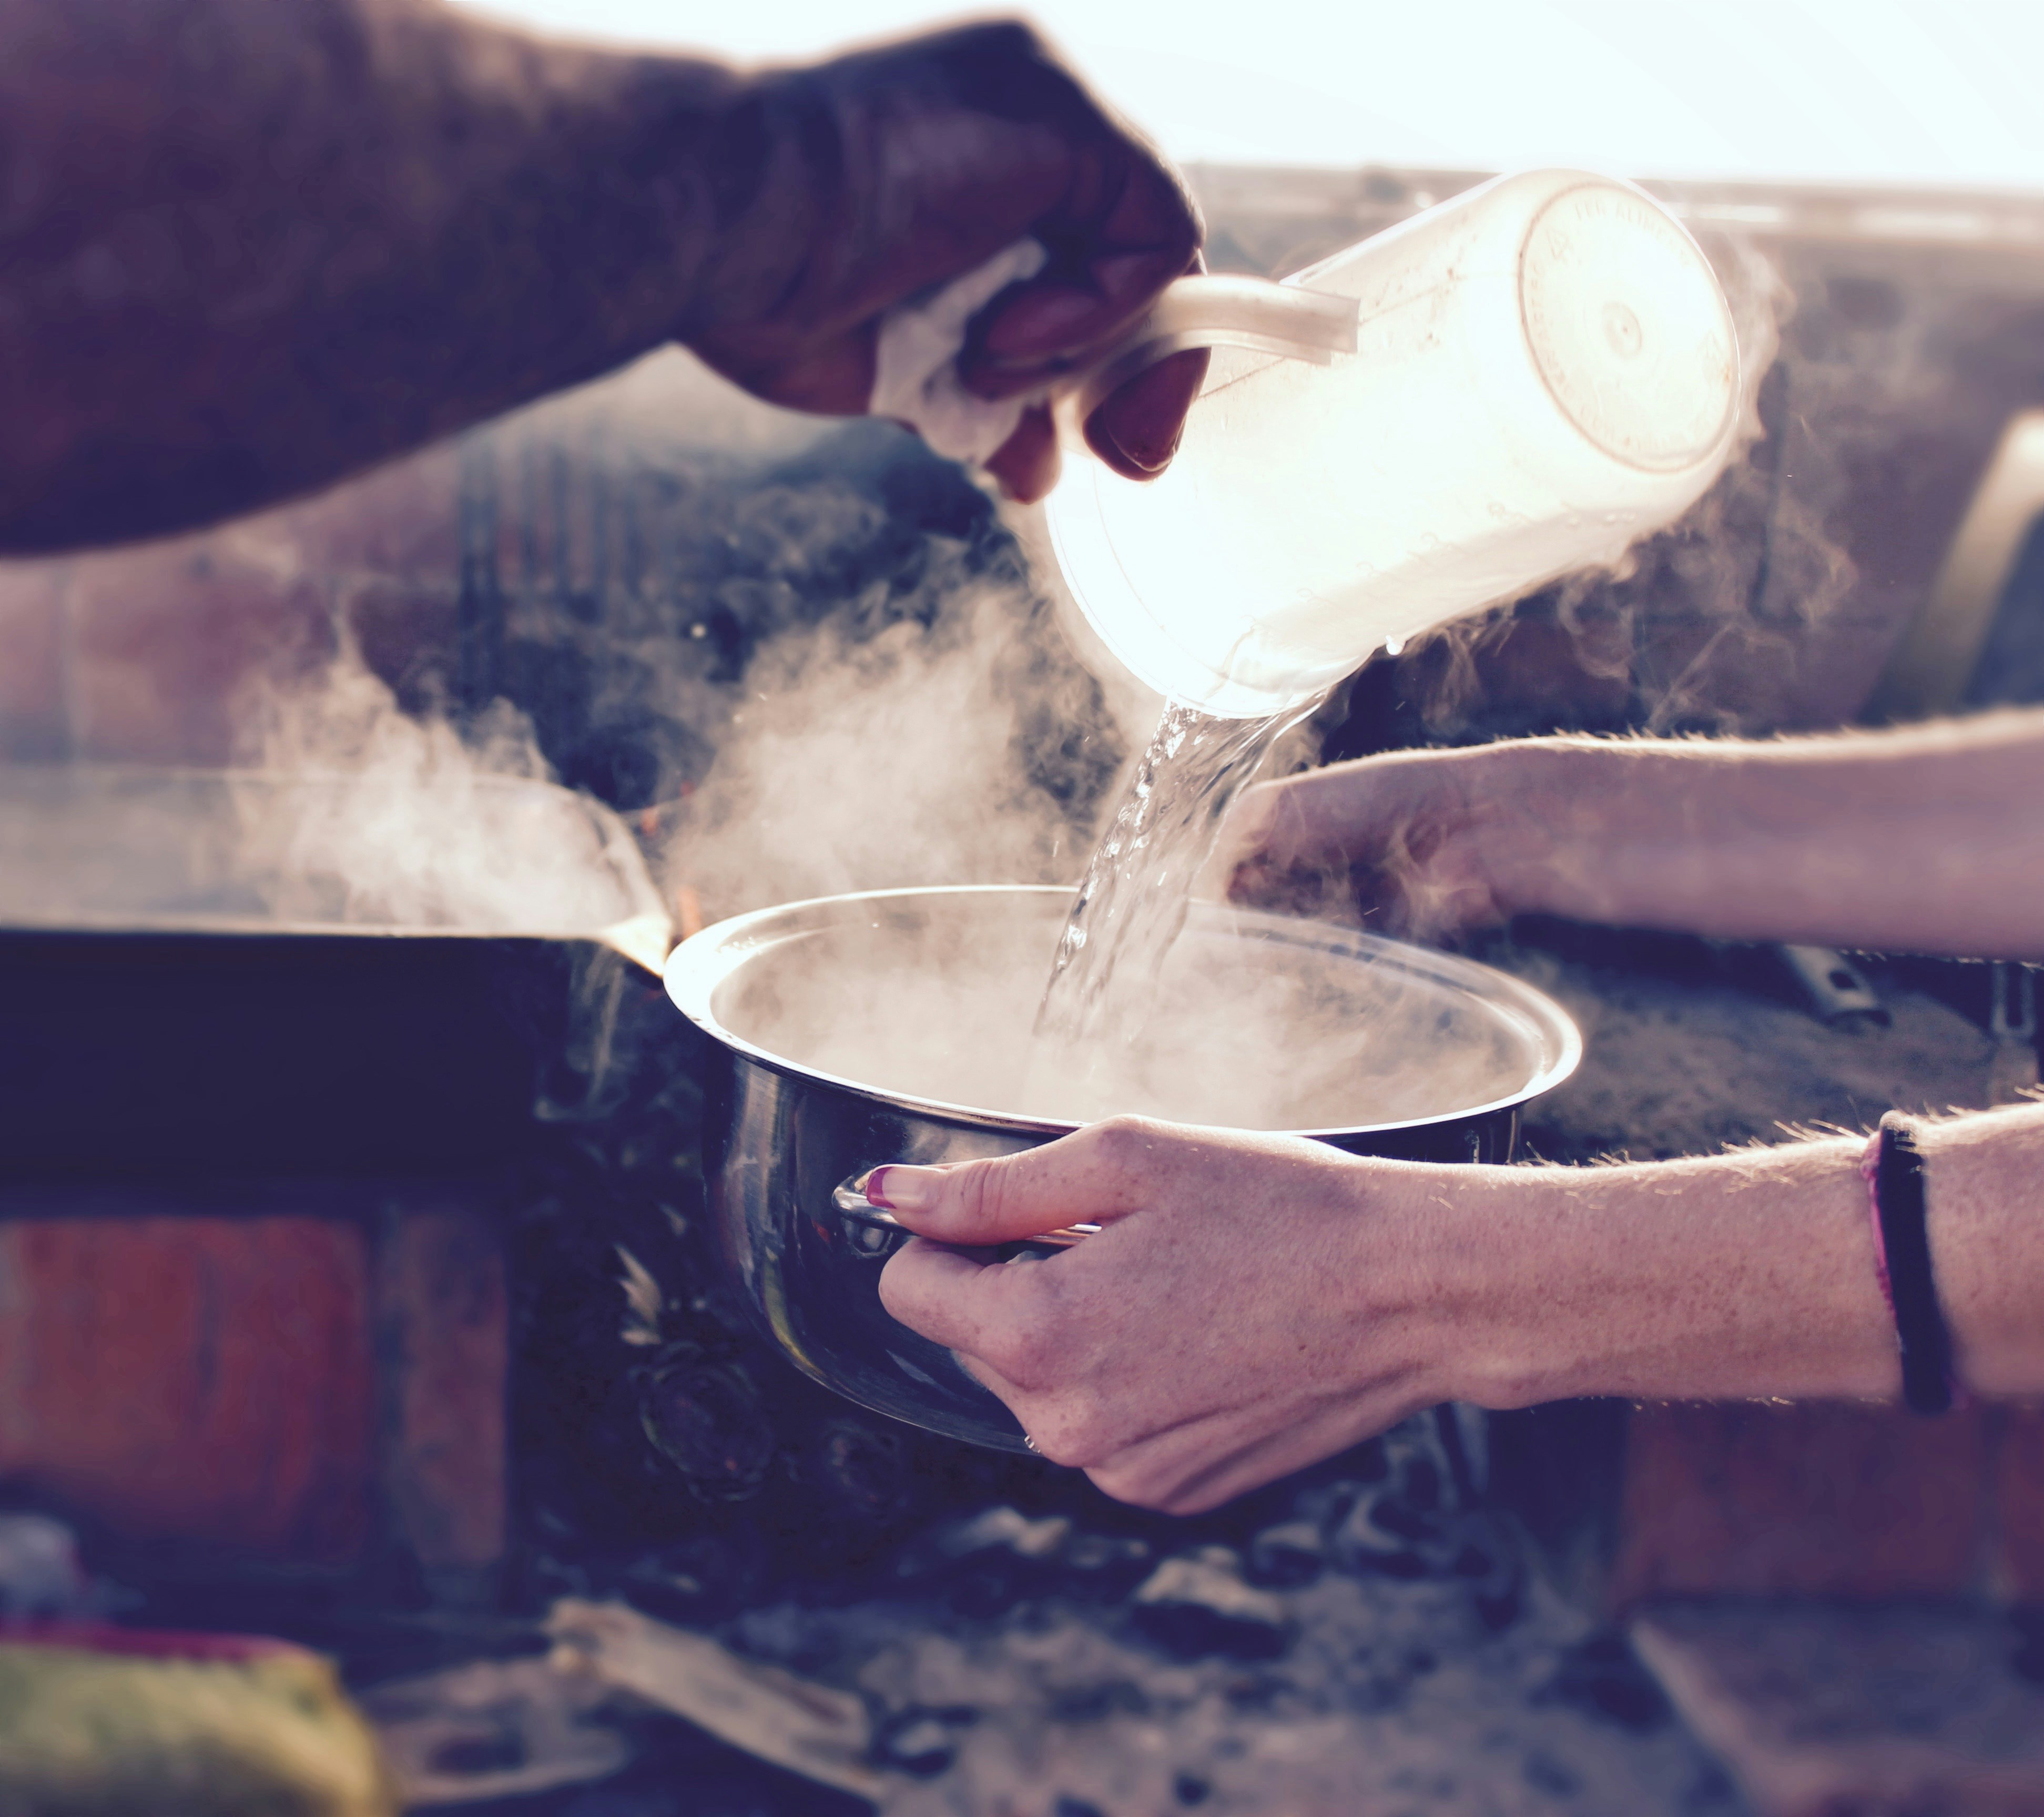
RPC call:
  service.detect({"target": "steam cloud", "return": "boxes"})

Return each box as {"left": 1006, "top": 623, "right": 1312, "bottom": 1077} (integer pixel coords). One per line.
{"left": 232, "top": 648, "right": 663, "bottom": 940}
{"left": 666, "top": 553, "right": 1123, "bottom": 920}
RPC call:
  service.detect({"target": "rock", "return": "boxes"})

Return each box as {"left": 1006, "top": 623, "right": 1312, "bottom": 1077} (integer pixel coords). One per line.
{"left": 1329, "top": 1488, "right": 1439, "bottom": 1579}
{"left": 1328, "top": 1488, "right": 1526, "bottom": 1630}
{"left": 1062, "top": 1531, "right": 1154, "bottom": 1601}
{"left": 618, "top": 1531, "right": 765, "bottom": 1627}
{"left": 545, "top": 1598, "right": 882, "bottom": 1800}
{"left": 935, "top": 1505, "right": 1072, "bottom": 1563}
{"left": 895, "top": 1506, "right": 1078, "bottom": 1617}
{"left": 363, "top": 1655, "right": 629, "bottom": 1808}
{"left": 1543, "top": 1631, "right": 1671, "bottom": 1734}
{"left": 1246, "top": 1519, "right": 1325, "bottom": 1589}
{"left": 872, "top": 1707, "right": 975, "bottom": 1779}
{"left": 1130, "top": 1548, "right": 1293, "bottom": 1662}
{"left": 1047, "top": 1680, "right": 1150, "bottom": 1722}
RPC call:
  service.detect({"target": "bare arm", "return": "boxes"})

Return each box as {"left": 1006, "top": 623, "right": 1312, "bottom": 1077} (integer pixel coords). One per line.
{"left": 1224, "top": 709, "right": 2044, "bottom": 957}
{"left": 873, "top": 713, "right": 2044, "bottom": 1513}
{"left": 0, "top": 1, "right": 1201, "bottom": 550}
{"left": 874, "top": 1104, "right": 2044, "bottom": 1513}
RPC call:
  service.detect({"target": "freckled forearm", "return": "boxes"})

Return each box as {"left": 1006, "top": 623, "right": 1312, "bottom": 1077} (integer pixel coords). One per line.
{"left": 1428, "top": 1100, "right": 2044, "bottom": 1413}
{"left": 1429, "top": 1141, "right": 1899, "bottom": 1411}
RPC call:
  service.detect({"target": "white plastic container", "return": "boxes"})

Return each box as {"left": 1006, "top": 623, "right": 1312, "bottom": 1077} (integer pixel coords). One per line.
{"left": 1044, "top": 169, "right": 1741, "bottom": 718}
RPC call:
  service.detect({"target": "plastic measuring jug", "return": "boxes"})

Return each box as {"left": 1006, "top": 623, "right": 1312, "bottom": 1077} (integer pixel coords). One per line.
{"left": 1042, "top": 169, "right": 1742, "bottom": 718}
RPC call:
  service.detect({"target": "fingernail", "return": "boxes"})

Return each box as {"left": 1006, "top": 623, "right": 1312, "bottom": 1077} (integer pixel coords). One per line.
{"left": 862, "top": 1165, "right": 943, "bottom": 1213}
{"left": 1087, "top": 412, "right": 1180, "bottom": 480}
{"left": 1117, "top": 420, "right": 1182, "bottom": 475}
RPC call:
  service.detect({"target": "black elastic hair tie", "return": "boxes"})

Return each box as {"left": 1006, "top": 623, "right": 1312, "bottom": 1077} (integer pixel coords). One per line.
{"left": 1859, "top": 1113, "right": 1960, "bottom": 1415}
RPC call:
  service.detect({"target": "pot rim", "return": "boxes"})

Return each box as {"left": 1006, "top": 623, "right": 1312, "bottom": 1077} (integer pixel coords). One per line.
{"left": 664, "top": 883, "right": 1581, "bottom": 1138}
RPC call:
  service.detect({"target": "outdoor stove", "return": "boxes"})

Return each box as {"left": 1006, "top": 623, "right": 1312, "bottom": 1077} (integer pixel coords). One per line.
{"left": 5, "top": 164, "right": 2044, "bottom": 1814}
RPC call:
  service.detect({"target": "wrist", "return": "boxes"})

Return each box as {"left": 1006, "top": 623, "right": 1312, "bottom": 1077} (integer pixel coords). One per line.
{"left": 1339, "top": 1157, "right": 1553, "bottom": 1411}
{"left": 1409, "top": 1161, "right": 1585, "bottom": 1409}
{"left": 1429, "top": 1144, "right": 1899, "bottom": 1412}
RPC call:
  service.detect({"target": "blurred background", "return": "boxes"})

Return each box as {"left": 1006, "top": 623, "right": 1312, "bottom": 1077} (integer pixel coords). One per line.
{"left": 462, "top": 0, "right": 2044, "bottom": 187}
{"left": 7, "top": 4, "right": 2044, "bottom": 1814}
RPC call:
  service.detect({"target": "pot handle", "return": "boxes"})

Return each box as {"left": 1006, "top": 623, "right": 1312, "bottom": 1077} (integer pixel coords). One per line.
{"left": 832, "top": 1173, "right": 1100, "bottom": 1251}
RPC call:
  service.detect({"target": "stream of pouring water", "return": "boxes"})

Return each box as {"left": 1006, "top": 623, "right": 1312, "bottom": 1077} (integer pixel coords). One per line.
{"left": 1033, "top": 699, "right": 1314, "bottom": 1079}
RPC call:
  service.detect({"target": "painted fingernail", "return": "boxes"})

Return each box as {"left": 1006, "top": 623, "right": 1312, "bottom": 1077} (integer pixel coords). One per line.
{"left": 1120, "top": 425, "right": 1181, "bottom": 474}
{"left": 862, "top": 1166, "right": 942, "bottom": 1213}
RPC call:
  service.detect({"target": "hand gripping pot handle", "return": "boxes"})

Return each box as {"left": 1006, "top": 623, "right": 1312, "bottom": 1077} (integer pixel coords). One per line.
{"left": 1043, "top": 168, "right": 1743, "bottom": 720}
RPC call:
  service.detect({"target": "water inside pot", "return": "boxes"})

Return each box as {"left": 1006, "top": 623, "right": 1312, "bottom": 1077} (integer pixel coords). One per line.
{"left": 707, "top": 891, "right": 1568, "bottom": 1132}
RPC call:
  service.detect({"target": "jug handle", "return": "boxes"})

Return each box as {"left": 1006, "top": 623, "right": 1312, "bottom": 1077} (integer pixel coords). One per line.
{"left": 1060, "top": 275, "right": 1360, "bottom": 425}
{"left": 832, "top": 1172, "right": 1100, "bottom": 1249}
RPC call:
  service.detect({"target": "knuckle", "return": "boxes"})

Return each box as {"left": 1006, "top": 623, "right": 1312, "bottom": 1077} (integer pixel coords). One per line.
{"left": 986, "top": 1316, "right": 1054, "bottom": 1392}
{"left": 949, "top": 1162, "right": 989, "bottom": 1231}
{"left": 974, "top": 1159, "right": 1020, "bottom": 1234}
{"left": 1085, "top": 1113, "right": 1157, "bottom": 1171}
{"left": 971, "top": 17, "right": 1046, "bottom": 57}
{"left": 948, "top": 1160, "right": 1001, "bottom": 1239}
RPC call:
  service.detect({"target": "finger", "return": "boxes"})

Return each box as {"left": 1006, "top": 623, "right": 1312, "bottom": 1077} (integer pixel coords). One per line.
{"left": 879, "top": 1242, "right": 997, "bottom": 1357}
{"left": 959, "top": 121, "right": 1201, "bottom": 398}
{"left": 1089, "top": 1395, "right": 1391, "bottom": 1515}
{"left": 877, "top": 1235, "right": 1033, "bottom": 1353}
{"left": 982, "top": 402, "right": 1060, "bottom": 501}
{"left": 963, "top": 204, "right": 1202, "bottom": 396}
{"left": 1084, "top": 347, "right": 1208, "bottom": 478}
{"left": 863, "top": 1118, "right": 1182, "bottom": 1245}
{"left": 883, "top": 1242, "right": 1079, "bottom": 1398}
{"left": 1223, "top": 756, "right": 1439, "bottom": 878}
{"left": 1224, "top": 770, "right": 1349, "bottom": 870}
{"left": 1210, "top": 778, "right": 1330, "bottom": 909}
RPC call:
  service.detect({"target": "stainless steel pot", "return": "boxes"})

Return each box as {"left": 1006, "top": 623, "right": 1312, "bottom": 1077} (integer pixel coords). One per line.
{"left": 665, "top": 885, "right": 1580, "bottom": 1452}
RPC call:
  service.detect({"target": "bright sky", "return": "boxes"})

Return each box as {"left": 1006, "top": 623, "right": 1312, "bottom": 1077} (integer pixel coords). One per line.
{"left": 458, "top": 0, "right": 2044, "bottom": 191}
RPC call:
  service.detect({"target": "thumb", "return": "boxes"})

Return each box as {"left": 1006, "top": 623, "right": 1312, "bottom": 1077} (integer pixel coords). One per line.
{"left": 863, "top": 1122, "right": 1157, "bottom": 1245}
